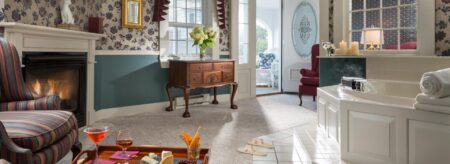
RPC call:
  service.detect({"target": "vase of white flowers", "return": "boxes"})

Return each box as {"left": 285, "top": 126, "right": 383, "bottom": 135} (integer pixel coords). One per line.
{"left": 321, "top": 42, "right": 336, "bottom": 56}
{"left": 189, "top": 26, "right": 218, "bottom": 60}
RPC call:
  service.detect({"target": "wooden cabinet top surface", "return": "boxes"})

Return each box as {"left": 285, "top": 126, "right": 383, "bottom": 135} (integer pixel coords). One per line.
{"left": 169, "top": 59, "right": 235, "bottom": 63}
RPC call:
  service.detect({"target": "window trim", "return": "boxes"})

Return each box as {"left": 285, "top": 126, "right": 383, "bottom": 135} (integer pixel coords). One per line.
{"left": 159, "top": 0, "right": 222, "bottom": 68}
{"left": 168, "top": 0, "right": 205, "bottom": 58}
{"left": 334, "top": 0, "right": 435, "bottom": 56}
{"left": 349, "top": 0, "right": 417, "bottom": 52}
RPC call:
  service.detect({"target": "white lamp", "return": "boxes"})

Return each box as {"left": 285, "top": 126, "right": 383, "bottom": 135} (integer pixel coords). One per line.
{"left": 361, "top": 28, "right": 384, "bottom": 50}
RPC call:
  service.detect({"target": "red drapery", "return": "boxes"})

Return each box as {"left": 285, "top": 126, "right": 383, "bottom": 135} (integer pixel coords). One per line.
{"left": 153, "top": 0, "right": 171, "bottom": 22}
{"left": 217, "top": 0, "right": 227, "bottom": 29}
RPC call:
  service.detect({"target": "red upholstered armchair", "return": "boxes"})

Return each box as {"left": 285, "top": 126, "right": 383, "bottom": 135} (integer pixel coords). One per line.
{"left": 0, "top": 38, "right": 81, "bottom": 163}
{"left": 299, "top": 44, "right": 320, "bottom": 106}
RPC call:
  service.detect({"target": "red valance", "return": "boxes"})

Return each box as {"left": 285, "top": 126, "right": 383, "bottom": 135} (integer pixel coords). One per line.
{"left": 153, "top": 0, "right": 171, "bottom": 22}
{"left": 217, "top": 0, "right": 227, "bottom": 29}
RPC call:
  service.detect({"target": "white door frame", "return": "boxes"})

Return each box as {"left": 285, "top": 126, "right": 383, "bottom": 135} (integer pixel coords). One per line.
{"left": 231, "top": 0, "right": 257, "bottom": 99}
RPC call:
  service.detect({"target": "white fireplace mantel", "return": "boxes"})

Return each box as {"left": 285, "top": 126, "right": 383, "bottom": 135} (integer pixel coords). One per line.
{"left": 0, "top": 22, "right": 105, "bottom": 126}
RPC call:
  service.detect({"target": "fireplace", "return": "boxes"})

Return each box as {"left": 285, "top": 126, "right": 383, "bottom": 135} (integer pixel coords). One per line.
{"left": 22, "top": 52, "right": 87, "bottom": 127}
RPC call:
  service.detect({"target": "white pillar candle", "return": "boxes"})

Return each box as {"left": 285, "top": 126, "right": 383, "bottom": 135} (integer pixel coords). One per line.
{"left": 339, "top": 40, "right": 347, "bottom": 51}
{"left": 351, "top": 42, "right": 360, "bottom": 55}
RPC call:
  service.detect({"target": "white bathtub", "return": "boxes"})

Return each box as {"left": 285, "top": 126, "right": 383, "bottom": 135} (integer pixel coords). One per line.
{"left": 317, "top": 79, "right": 450, "bottom": 164}
{"left": 341, "top": 80, "right": 419, "bottom": 108}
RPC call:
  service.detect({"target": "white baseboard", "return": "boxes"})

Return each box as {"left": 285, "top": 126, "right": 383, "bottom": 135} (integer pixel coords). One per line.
{"left": 92, "top": 94, "right": 231, "bottom": 123}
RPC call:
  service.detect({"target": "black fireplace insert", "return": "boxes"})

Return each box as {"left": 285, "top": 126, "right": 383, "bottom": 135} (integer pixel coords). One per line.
{"left": 22, "top": 52, "right": 87, "bottom": 127}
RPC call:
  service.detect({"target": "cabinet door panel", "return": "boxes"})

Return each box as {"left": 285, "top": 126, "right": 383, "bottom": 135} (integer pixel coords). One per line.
{"left": 327, "top": 104, "right": 339, "bottom": 142}
{"left": 214, "top": 62, "right": 234, "bottom": 71}
{"left": 190, "top": 64, "right": 203, "bottom": 72}
{"left": 222, "top": 71, "right": 234, "bottom": 82}
{"left": 409, "top": 120, "right": 450, "bottom": 164}
{"left": 203, "top": 71, "right": 222, "bottom": 84}
{"left": 317, "top": 97, "right": 327, "bottom": 129}
{"left": 348, "top": 111, "right": 395, "bottom": 162}
{"left": 189, "top": 73, "right": 202, "bottom": 84}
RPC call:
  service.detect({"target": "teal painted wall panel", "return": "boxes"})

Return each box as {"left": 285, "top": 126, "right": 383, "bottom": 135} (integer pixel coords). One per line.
{"left": 219, "top": 55, "right": 230, "bottom": 59}
{"left": 94, "top": 55, "right": 230, "bottom": 110}
{"left": 319, "top": 58, "right": 366, "bottom": 87}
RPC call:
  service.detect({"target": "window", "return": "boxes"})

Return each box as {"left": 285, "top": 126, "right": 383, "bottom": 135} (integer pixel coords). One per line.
{"left": 350, "top": 0, "right": 417, "bottom": 51}
{"left": 168, "top": 0, "right": 203, "bottom": 58}
{"left": 239, "top": 0, "right": 249, "bottom": 64}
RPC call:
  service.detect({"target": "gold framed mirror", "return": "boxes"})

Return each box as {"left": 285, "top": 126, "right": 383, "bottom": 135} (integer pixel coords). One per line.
{"left": 122, "top": 0, "right": 143, "bottom": 29}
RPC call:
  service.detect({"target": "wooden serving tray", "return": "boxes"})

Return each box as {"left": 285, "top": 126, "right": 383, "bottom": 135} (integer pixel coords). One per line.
{"left": 73, "top": 145, "right": 209, "bottom": 164}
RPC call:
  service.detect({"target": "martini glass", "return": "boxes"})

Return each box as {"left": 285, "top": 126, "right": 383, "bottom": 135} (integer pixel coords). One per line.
{"left": 84, "top": 126, "right": 110, "bottom": 164}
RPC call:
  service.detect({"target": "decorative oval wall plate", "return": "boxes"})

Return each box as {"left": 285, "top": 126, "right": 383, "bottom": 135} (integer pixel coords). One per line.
{"left": 292, "top": 1, "right": 318, "bottom": 58}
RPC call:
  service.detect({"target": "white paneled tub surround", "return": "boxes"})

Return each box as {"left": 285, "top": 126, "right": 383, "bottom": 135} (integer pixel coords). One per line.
{"left": 318, "top": 80, "right": 450, "bottom": 164}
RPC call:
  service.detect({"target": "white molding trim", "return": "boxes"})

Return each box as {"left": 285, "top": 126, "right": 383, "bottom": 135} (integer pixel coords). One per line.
{"left": 93, "top": 94, "right": 231, "bottom": 122}
{"left": 96, "top": 50, "right": 160, "bottom": 56}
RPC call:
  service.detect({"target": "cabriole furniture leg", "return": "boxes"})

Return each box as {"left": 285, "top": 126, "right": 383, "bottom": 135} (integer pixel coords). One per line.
{"left": 230, "top": 83, "right": 238, "bottom": 109}
{"left": 183, "top": 88, "right": 191, "bottom": 118}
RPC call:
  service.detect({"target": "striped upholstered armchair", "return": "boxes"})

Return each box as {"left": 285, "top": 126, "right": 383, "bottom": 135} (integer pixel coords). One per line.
{"left": 0, "top": 38, "right": 81, "bottom": 164}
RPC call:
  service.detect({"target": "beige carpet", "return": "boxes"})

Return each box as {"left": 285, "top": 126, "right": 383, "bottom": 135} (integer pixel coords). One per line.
{"left": 60, "top": 94, "right": 317, "bottom": 164}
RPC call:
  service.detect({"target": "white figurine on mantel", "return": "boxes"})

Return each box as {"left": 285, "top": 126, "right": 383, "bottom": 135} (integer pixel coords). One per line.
{"left": 61, "top": 0, "right": 74, "bottom": 24}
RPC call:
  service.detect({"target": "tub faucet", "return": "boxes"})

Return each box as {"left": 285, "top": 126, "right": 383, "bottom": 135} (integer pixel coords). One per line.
{"left": 354, "top": 79, "right": 368, "bottom": 92}
{"left": 341, "top": 77, "right": 366, "bottom": 91}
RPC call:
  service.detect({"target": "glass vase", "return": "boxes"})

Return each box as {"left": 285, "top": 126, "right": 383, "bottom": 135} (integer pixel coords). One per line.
{"left": 199, "top": 47, "right": 206, "bottom": 60}
{"left": 187, "top": 146, "right": 200, "bottom": 160}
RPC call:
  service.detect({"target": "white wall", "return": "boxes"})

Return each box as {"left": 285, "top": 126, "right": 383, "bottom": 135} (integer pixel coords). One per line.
{"left": 367, "top": 57, "right": 450, "bottom": 82}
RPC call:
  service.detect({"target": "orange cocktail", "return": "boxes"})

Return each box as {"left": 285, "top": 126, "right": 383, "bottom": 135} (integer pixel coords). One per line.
{"left": 84, "top": 126, "right": 110, "bottom": 164}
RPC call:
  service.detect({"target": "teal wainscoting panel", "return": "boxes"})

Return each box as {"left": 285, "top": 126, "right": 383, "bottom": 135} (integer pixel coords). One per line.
{"left": 94, "top": 55, "right": 230, "bottom": 111}
{"left": 319, "top": 58, "right": 366, "bottom": 87}
{"left": 219, "top": 55, "right": 231, "bottom": 59}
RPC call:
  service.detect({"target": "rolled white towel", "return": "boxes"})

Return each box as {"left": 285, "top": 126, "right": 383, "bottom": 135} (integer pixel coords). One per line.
{"left": 414, "top": 103, "right": 450, "bottom": 115}
{"left": 416, "top": 93, "right": 450, "bottom": 107}
{"left": 420, "top": 68, "right": 450, "bottom": 98}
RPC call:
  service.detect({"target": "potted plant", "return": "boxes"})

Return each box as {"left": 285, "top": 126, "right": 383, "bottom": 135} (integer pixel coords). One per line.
{"left": 189, "top": 26, "right": 218, "bottom": 60}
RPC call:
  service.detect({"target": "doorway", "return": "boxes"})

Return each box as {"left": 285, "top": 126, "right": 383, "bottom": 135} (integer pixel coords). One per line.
{"left": 255, "top": 0, "right": 282, "bottom": 96}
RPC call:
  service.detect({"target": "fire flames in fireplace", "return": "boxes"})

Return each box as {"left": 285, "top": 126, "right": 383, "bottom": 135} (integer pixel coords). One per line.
{"left": 29, "top": 76, "right": 78, "bottom": 112}
{"left": 31, "top": 79, "right": 73, "bottom": 100}
{"left": 23, "top": 52, "right": 87, "bottom": 126}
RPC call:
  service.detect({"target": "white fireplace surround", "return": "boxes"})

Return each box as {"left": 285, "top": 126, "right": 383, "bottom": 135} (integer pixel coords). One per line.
{"left": 0, "top": 22, "right": 104, "bottom": 125}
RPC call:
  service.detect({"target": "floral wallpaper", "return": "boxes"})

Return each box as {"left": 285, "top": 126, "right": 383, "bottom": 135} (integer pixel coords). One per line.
{"left": 2, "top": 0, "right": 230, "bottom": 51}
{"left": 329, "top": 0, "right": 334, "bottom": 43}
{"left": 436, "top": 0, "right": 450, "bottom": 56}
{"left": 3, "top": 0, "right": 94, "bottom": 29}
{"left": 94, "top": 0, "right": 159, "bottom": 50}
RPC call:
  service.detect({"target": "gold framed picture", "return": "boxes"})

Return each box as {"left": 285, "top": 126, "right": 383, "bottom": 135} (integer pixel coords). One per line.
{"left": 122, "top": 0, "right": 143, "bottom": 29}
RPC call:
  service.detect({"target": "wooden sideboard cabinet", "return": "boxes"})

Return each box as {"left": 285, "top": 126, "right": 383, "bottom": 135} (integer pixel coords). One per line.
{"left": 166, "top": 60, "right": 238, "bottom": 118}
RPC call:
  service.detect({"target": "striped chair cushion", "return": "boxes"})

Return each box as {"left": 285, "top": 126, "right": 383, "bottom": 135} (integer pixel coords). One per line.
{"left": 0, "top": 110, "right": 77, "bottom": 152}
{"left": 0, "top": 37, "right": 35, "bottom": 103}
{"left": 1, "top": 129, "right": 78, "bottom": 164}
{"left": 32, "top": 129, "right": 78, "bottom": 164}
{"left": 0, "top": 96, "right": 60, "bottom": 111}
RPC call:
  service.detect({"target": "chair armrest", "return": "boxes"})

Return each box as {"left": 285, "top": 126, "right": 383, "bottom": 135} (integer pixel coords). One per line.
{"left": 300, "top": 69, "right": 318, "bottom": 77}
{"left": 0, "top": 96, "right": 60, "bottom": 111}
{"left": 0, "top": 121, "right": 33, "bottom": 163}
